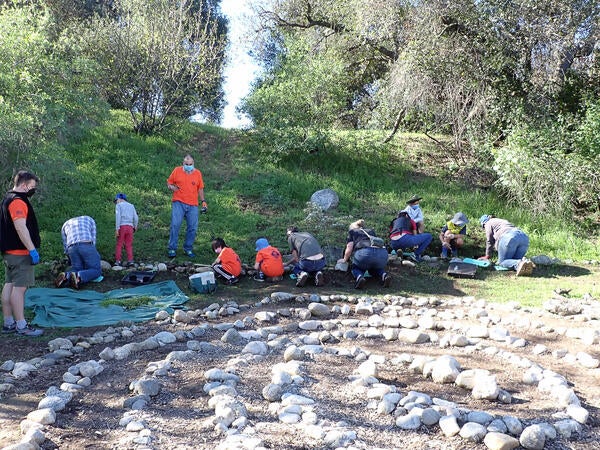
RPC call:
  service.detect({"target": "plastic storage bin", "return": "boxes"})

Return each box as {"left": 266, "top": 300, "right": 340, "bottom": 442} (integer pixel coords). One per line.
{"left": 189, "top": 271, "right": 217, "bottom": 293}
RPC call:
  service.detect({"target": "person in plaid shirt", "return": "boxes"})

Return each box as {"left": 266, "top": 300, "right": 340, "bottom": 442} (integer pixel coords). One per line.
{"left": 55, "top": 216, "right": 102, "bottom": 289}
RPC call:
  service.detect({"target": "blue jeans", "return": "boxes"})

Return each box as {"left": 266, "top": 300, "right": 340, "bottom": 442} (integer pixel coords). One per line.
{"left": 169, "top": 201, "right": 199, "bottom": 252}
{"left": 293, "top": 258, "right": 326, "bottom": 276}
{"left": 498, "top": 230, "right": 529, "bottom": 269}
{"left": 67, "top": 243, "right": 102, "bottom": 283}
{"left": 352, "top": 247, "right": 388, "bottom": 279}
{"left": 390, "top": 233, "right": 433, "bottom": 256}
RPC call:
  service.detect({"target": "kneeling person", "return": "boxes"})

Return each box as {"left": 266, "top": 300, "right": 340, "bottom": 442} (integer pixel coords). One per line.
{"left": 338, "top": 219, "right": 391, "bottom": 289}
{"left": 285, "top": 226, "right": 326, "bottom": 287}
{"left": 211, "top": 238, "right": 242, "bottom": 284}
{"left": 253, "top": 238, "right": 284, "bottom": 282}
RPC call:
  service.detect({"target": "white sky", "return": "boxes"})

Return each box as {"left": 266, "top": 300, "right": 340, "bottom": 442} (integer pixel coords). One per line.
{"left": 218, "top": 0, "right": 262, "bottom": 128}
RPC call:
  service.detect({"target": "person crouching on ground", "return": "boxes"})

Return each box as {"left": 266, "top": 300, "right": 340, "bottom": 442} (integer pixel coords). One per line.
{"left": 55, "top": 215, "right": 102, "bottom": 289}
{"left": 113, "top": 193, "right": 138, "bottom": 267}
{"left": 439, "top": 212, "right": 469, "bottom": 259}
{"left": 388, "top": 211, "right": 432, "bottom": 263}
{"left": 211, "top": 237, "right": 242, "bottom": 285}
{"left": 285, "top": 226, "right": 326, "bottom": 287}
{"left": 253, "top": 238, "right": 284, "bottom": 282}
{"left": 338, "top": 219, "right": 391, "bottom": 290}
{"left": 478, "top": 214, "right": 535, "bottom": 276}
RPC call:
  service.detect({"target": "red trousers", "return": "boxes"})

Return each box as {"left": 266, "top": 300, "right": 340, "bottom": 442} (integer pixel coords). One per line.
{"left": 115, "top": 225, "right": 134, "bottom": 261}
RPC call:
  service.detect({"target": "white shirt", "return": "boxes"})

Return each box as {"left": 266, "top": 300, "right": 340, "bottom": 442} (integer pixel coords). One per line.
{"left": 404, "top": 205, "right": 424, "bottom": 223}
{"left": 115, "top": 201, "right": 139, "bottom": 230}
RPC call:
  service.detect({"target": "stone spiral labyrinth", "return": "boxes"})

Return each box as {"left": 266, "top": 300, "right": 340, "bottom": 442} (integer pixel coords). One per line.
{"left": 1, "top": 292, "right": 599, "bottom": 449}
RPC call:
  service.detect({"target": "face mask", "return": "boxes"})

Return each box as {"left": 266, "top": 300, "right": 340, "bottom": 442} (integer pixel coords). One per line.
{"left": 26, "top": 188, "right": 36, "bottom": 197}
{"left": 183, "top": 164, "right": 194, "bottom": 173}
{"left": 411, "top": 204, "right": 419, "bottom": 210}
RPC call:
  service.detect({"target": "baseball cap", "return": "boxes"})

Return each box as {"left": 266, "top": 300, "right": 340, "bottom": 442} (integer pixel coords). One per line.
{"left": 255, "top": 238, "right": 269, "bottom": 251}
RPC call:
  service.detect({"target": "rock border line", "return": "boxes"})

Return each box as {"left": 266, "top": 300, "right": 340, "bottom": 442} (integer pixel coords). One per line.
{"left": 1, "top": 292, "right": 597, "bottom": 449}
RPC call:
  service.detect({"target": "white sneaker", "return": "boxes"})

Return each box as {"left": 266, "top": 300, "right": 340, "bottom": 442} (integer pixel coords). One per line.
{"left": 296, "top": 271, "right": 309, "bottom": 287}
{"left": 315, "top": 271, "right": 324, "bottom": 286}
{"left": 516, "top": 258, "right": 535, "bottom": 276}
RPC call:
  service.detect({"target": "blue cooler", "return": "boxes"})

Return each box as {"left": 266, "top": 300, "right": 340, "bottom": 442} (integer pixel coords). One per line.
{"left": 189, "top": 271, "right": 217, "bottom": 293}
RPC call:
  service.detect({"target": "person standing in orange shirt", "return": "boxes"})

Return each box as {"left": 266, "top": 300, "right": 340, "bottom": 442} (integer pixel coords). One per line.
{"left": 166, "top": 154, "right": 206, "bottom": 258}
{"left": 211, "top": 237, "right": 242, "bottom": 285}
{"left": 253, "top": 238, "right": 284, "bottom": 282}
{"left": 0, "top": 171, "right": 43, "bottom": 337}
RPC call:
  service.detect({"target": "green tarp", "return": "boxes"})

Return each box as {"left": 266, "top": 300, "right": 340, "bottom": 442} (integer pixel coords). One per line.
{"left": 26, "top": 280, "right": 188, "bottom": 328}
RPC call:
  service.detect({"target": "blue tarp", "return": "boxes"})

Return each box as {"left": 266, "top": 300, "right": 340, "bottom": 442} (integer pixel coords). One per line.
{"left": 26, "top": 280, "right": 188, "bottom": 328}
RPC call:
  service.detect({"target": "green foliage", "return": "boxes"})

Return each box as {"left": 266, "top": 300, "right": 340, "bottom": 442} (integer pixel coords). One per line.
{"left": 68, "top": 0, "right": 227, "bottom": 134}
{"left": 3, "top": 115, "right": 600, "bottom": 305}
{"left": 0, "top": 4, "right": 108, "bottom": 178}
{"left": 100, "top": 296, "right": 157, "bottom": 309}
{"left": 242, "top": 37, "right": 352, "bottom": 153}
{"left": 493, "top": 102, "right": 600, "bottom": 220}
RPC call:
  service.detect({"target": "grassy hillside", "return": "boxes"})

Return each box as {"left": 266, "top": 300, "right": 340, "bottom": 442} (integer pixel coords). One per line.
{"left": 8, "top": 110, "right": 600, "bottom": 305}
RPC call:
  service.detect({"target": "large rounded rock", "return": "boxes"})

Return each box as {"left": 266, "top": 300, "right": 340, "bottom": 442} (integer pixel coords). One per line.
{"left": 310, "top": 188, "right": 339, "bottom": 211}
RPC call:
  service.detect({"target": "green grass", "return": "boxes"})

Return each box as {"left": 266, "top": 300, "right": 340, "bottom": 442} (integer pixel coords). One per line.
{"left": 100, "top": 295, "right": 158, "bottom": 309}
{"left": 3, "top": 109, "right": 599, "bottom": 307}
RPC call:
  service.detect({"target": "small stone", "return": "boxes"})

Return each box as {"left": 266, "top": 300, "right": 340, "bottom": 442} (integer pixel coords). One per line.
{"left": 459, "top": 422, "right": 487, "bottom": 442}
{"left": 483, "top": 432, "right": 520, "bottom": 450}
{"left": 519, "top": 424, "right": 546, "bottom": 449}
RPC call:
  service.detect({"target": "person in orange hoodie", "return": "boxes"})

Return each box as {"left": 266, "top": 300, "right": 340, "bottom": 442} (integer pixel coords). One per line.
{"left": 211, "top": 237, "right": 242, "bottom": 285}
{"left": 253, "top": 238, "right": 284, "bottom": 282}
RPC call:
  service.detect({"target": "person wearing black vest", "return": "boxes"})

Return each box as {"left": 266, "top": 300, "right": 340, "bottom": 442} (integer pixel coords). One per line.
{"left": 0, "top": 170, "right": 43, "bottom": 337}
{"left": 388, "top": 210, "right": 433, "bottom": 263}
{"left": 338, "top": 219, "right": 391, "bottom": 289}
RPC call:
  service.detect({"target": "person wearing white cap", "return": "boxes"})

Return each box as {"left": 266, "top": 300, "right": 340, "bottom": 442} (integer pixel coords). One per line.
{"left": 253, "top": 238, "right": 284, "bottom": 282}
{"left": 439, "top": 212, "right": 469, "bottom": 259}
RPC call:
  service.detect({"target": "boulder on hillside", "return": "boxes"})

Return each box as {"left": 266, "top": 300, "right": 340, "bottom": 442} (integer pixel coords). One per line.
{"left": 310, "top": 189, "right": 339, "bottom": 211}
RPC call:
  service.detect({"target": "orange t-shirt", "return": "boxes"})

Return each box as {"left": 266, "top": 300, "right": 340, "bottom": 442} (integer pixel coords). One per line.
{"left": 167, "top": 166, "right": 204, "bottom": 206}
{"left": 7, "top": 199, "right": 30, "bottom": 255}
{"left": 255, "top": 246, "right": 284, "bottom": 277}
{"left": 218, "top": 247, "right": 242, "bottom": 276}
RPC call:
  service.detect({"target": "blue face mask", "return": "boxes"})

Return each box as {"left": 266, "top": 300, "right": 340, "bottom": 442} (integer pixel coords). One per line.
{"left": 183, "top": 164, "right": 194, "bottom": 173}
{"left": 411, "top": 204, "right": 420, "bottom": 210}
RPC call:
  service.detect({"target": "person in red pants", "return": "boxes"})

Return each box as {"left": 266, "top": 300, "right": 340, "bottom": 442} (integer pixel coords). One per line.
{"left": 114, "top": 193, "right": 139, "bottom": 266}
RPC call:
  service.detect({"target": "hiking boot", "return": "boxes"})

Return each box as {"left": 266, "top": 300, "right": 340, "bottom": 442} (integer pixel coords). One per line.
{"left": 381, "top": 272, "right": 391, "bottom": 287}
{"left": 54, "top": 272, "right": 69, "bottom": 288}
{"left": 16, "top": 323, "right": 44, "bottom": 337}
{"left": 354, "top": 275, "right": 366, "bottom": 289}
{"left": 167, "top": 250, "right": 176, "bottom": 258}
{"left": 516, "top": 258, "right": 535, "bottom": 276}
{"left": 70, "top": 272, "right": 81, "bottom": 290}
{"left": 2, "top": 323, "right": 16, "bottom": 334}
{"left": 315, "top": 271, "right": 324, "bottom": 286}
{"left": 227, "top": 276, "right": 239, "bottom": 285}
{"left": 253, "top": 274, "right": 265, "bottom": 282}
{"left": 296, "top": 271, "right": 309, "bottom": 288}
{"left": 114, "top": 260, "right": 122, "bottom": 266}
{"left": 185, "top": 250, "right": 196, "bottom": 258}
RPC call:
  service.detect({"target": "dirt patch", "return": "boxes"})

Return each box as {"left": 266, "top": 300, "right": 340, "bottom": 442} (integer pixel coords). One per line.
{"left": 1, "top": 267, "right": 600, "bottom": 449}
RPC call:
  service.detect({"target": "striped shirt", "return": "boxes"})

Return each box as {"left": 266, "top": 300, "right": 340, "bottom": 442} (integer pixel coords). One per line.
{"left": 61, "top": 216, "right": 97, "bottom": 252}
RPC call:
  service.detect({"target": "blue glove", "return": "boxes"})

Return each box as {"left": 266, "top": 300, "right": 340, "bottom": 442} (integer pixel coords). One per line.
{"left": 29, "top": 248, "right": 40, "bottom": 265}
